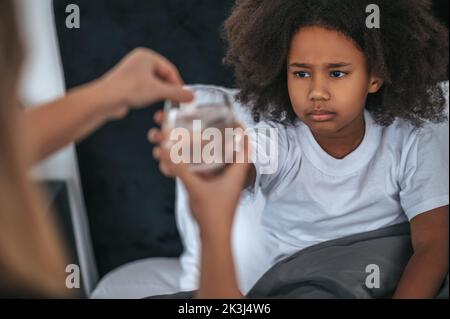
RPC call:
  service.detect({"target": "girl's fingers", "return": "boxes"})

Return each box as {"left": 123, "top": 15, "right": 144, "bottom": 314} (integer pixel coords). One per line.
{"left": 158, "top": 146, "right": 203, "bottom": 193}
{"left": 159, "top": 162, "right": 172, "bottom": 177}
{"left": 223, "top": 132, "right": 251, "bottom": 181}
{"left": 153, "top": 110, "right": 164, "bottom": 125}
{"left": 152, "top": 146, "right": 161, "bottom": 160}
{"left": 147, "top": 128, "right": 162, "bottom": 143}
{"left": 176, "top": 166, "right": 203, "bottom": 198}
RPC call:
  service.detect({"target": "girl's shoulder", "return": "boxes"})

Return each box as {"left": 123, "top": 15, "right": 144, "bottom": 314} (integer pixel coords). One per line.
{"left": 381, "top": 115, "right": 448, "bottom": 156}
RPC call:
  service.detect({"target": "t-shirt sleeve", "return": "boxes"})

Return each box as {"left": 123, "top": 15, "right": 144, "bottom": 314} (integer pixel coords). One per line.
{"left": 399, "top": 126, "right": 449, "bottom": 221}
{"left": 244, "top": 121, "right": 301, "bottom": 201}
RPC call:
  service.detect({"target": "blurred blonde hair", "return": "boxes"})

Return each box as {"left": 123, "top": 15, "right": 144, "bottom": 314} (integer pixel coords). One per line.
{"left": 0, "top": 0, "right": 69, "bottom": 297}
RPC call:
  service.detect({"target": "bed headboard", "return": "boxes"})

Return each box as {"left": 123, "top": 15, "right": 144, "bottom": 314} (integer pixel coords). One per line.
{"left": 53, "top": 0, "right": 235, "bottom": 278}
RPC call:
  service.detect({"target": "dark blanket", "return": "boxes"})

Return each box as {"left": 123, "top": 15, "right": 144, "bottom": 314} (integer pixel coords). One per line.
{"left": 247, "top": 222, "right": 448, "bottom": 299}
{"left": 151, "top": 222, "right": 449, "bottom": 299}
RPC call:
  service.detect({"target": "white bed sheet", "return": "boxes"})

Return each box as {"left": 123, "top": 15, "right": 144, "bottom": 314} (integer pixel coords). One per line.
{"left": 90, "top": 258, "right": 182, "bottom": 299}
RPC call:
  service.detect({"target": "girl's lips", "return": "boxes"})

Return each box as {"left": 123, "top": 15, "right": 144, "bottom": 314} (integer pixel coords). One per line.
{"left": 307, "top": 111, "right": 337, "bottom": 122}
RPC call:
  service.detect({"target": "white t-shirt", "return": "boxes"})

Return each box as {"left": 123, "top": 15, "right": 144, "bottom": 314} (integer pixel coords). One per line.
{"left": 247, "top": 110, "right": 449, "bottom": 264}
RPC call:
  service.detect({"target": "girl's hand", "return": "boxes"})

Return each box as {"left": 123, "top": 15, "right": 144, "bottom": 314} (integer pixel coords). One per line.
{"left": 148, "top": 111, "right": 251, "bottom": 233}
{"left": 96, "top": 48, "right": 194, "bottom": 120}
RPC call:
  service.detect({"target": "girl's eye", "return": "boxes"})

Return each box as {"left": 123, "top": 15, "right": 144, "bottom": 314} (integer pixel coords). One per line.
{"left": 330, "top": 71, "right": 347, "bottom": 78}
{"left": 294, "top": 71, "right": 311, "bottom": 78}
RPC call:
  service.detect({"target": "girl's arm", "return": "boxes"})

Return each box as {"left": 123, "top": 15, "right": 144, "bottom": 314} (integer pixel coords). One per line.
{"left": 149, "top": 123, "right": 250, "bottom": 298}
{"left": 393, "top": 205, "right": 449, "bottom": 299}
{"left": 197, "top": 218, "right": 244, "bottom": 299}
{"left": 22, "top": 48, "right": 193, "bottom": 164}
{"left": 176, "top": 160, "right": 248, "bottom": 299}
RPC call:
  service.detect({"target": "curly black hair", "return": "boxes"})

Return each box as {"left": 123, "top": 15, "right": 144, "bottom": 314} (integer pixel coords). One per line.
{"left": 223, "top": 0, "right": 449, "bottom": 127}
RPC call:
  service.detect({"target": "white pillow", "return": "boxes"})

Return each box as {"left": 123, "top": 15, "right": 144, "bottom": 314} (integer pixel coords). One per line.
{"left": 175, "top": 85, "right": 272, "bottom": 294}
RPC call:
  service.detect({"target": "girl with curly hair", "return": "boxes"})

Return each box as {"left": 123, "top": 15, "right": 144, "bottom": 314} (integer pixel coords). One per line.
{"left": 151, "top": 0, "right": 448, "bottom": 299}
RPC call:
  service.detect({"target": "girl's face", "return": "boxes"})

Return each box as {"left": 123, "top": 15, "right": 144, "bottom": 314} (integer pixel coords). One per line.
{"left": 287, "top": 26, "right": 383, "bottom": 136}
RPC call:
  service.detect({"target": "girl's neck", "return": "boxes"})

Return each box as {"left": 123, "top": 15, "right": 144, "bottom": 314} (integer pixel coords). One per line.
{"left": 311, "top": 113, "right": 366, "bottom": 160}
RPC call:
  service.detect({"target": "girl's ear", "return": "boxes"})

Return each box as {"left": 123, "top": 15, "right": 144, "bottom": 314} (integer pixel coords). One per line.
{"left": 368, "top": 76, "right": 384, "bottom": 93}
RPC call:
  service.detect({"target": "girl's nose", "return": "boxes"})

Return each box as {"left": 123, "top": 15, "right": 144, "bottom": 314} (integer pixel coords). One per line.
{"left": 308, "top": 76, "right": 331, "bottom": 101}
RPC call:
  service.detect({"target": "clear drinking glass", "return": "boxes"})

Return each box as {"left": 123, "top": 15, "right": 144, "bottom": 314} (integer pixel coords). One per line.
{"left": 162, "top": 86, "right": 239, "bottom": 172}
